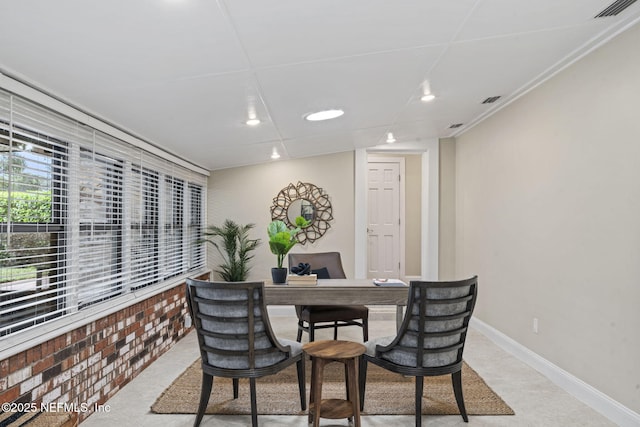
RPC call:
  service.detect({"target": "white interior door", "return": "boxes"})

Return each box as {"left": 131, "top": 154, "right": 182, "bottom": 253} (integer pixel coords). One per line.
{"left": 367, "top": 159, "right": 402, "bottom": 279}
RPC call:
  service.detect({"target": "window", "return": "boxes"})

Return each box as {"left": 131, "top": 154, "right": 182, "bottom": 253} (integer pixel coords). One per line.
{"left": 77, "top": 149, "right": 123, "bottom": 307}
{"left": 0, "top": 89, "right": 207, "bottom": 337}
{"left": 130, "top": 167, "right": 160, "bottom": 290}
{"left": 188, "top": 184, "right": 204, "bottom": 271}
{"left": 163, "top": 176, "right": 184, "bottom": 279}
{"left": 0, "top": 123, "right": 67, "bottom": 335}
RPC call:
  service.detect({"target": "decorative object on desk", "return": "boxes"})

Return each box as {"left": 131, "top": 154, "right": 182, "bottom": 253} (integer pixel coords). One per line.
{"left": 199, "top": 219, "right": 260, "bottom": 282}
{"left": 287, "top": 274, "right": 317, "bottom": 285}
{"left": 270, "top": 181, "right": 333, "bottom": 244}
{"left": 151, "top": 359, "right": 514, "bottom": 416}
{"left": 267, "top": 218, "right": 308, "bottom": 283}
{"left": 290, "top": 262, "right": 311, "bottom": 275}
{"left": 372, "top": 278, "right": 407, "bottom": 287}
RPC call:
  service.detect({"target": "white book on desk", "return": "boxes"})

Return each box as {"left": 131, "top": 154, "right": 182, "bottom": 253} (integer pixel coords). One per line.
{"left": 372, "top": 278, "right": 407, "bottom": 287}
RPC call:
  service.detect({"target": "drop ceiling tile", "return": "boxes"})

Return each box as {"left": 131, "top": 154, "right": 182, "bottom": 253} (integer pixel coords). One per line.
{"left": 205, "top": 140, "right": 283, "bottom": 170}
{"left": 74, "top": 72, "right": 281, "bottom": 164}
{"left": 0, "top": 0, "right": 249, "bottom": 96}
{"left": 256, "top": 45, "right": 445, "bottom": 139}
{"left": 224, "top": 0, "right": 475, "bottom": 67}
{"left": 428, "top": 25, "right": 615, "bottom": 107}
{"left": 283, "top": 127, "right": 391, "bottom": 157}
{"left": 457, "top": 0, "right": 639, "bottom": 41}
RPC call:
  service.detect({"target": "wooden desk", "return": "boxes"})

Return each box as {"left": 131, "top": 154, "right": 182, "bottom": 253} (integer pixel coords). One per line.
{"left": 264, "top": 279, "right": 409, "bottom": 327}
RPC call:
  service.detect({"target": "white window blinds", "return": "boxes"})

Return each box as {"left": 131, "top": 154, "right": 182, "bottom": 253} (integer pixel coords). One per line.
{"left": 0, "top": 89, "right": 207, "bottom": 336}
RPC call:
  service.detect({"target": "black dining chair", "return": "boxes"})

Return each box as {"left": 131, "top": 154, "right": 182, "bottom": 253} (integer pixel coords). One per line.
{"left": 358, "top": 276, "right": 478, "bottom": 427}
{"left": 288, "top": 252, "right": 369, "bottom": 342}
{"left": 185, "top": 278, "right": 306, "bottom": 427}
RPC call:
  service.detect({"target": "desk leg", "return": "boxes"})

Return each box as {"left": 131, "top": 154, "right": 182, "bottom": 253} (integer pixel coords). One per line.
{"left": 395, "top": 305, "right": 404, "bottom": 331}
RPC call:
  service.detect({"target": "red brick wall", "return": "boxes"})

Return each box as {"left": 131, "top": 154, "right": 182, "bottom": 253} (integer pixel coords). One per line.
{"left": 0, "top": 274, "right": 205, "bottom": 423}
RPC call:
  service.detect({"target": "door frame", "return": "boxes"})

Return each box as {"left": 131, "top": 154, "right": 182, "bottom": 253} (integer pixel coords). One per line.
{"left": 366, "top": 156, "right": 406, "bottom": 279}
{"left": 354, "top": 139, "right": 439, "bottom": 280}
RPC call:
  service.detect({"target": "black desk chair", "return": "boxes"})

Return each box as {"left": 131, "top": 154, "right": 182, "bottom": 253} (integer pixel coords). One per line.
{"left": 288, "top": 252, "right": 369, "bottom": 342}
{"left": 359, "top": 277, "right": 478, "bottom": 427}
{"left": 186, "top": 278, "right": 306, "bottom": 427}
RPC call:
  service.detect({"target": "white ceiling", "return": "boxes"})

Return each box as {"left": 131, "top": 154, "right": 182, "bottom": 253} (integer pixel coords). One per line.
{"left": 1, "top": 0, "right": 639, "bottom": 171}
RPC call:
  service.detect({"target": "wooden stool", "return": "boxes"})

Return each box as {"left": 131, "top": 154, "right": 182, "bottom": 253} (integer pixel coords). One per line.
{"left": 303, "top": 340, "right": 366, "bottom": 427}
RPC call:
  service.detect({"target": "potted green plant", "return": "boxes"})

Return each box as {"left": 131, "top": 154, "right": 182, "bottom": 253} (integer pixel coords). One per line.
{"left": 200, "top": 219, "right": 261, "bottom": 282}
{"left": 267, "top": 217, "right": 309, "bottom": 283}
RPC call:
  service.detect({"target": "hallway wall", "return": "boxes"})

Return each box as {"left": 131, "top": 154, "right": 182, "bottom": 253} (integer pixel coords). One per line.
{"left": 455, "top": 22, "right": 640, "bottom": 412}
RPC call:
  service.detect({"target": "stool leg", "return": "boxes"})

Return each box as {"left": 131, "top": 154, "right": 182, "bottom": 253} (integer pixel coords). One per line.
{"left": 344, "top": 361, "right": 352, "bottom": 423}
{"left": 310, "top": 357, "right": 326, "bottom": 427}
{"left": 346, "top": 357, "right": 361, "bottom": 427}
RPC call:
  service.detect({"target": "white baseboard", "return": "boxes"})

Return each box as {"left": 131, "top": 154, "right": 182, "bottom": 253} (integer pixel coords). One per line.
{"left": 471, "top": 318, "right": 640, "bottom": 427}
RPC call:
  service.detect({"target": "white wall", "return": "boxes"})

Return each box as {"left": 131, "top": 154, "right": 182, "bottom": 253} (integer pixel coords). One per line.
{"left": 207, "top": 151, "right": 356, "bottom": 279}
{"left": 455, "top": 22, "right": 640, "bottom": 412}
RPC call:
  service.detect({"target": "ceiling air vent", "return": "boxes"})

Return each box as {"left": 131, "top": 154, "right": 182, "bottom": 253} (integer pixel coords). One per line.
{"left": 482, "top": 96, "right": 501, "bottom": 104}
{"left": 595, "top": 0, "right": 637, "bottom": 17}
{"left": 449, "top": 123, "right": 463, "bottom": 129}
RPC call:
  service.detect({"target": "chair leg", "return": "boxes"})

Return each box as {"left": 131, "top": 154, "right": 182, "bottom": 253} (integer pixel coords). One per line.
{"left": 297, "top": 357, "right": 307, "bottom": 410}
{"left": 358, "top": 357, "right": 368, "bottom": 412}
{"left": 452, "top": 370, "right": 469, "bottom": 422}
{"left": 333, "top": 321, "right": 338, "bottom": 340}
{"left": 194, "top": 372, "right": 213, "bottom": 427}
{"left": 249, "top": 377, "right": 258, "bottom": 427}
{"left": 296, "top": 320, "right": 304, "bottom": 342}
{"left": 362, "top": 317, "right": 369, "bottom": 342}
{"left": 415, "top": 376, "right": 424, "bottom": 427}
{"left": 232, "top": 378, "right": 239, "bottom": 399}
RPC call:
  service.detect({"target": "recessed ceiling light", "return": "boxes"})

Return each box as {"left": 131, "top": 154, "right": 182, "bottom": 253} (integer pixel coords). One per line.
{"left": 246, "top": 118, "right": 261, "bottom": 126}
{"left": 421, "top": 93, "right": 435, "bottom": 102}
{"left": 386, "top": 132, "right": 396, "bottom": 143}
{"left": 304, "top": 109, "right": 344, "bottom": 122}
{"left": 270, "top": 148, "right": 280, "bottom": 160}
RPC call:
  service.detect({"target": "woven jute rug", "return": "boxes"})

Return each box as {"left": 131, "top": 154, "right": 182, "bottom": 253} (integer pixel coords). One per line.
{"left": 151, "top": 358, "right": 514, "bottom": 416}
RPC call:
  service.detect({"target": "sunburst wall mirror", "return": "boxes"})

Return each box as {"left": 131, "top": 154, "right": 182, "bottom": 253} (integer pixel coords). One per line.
{"left": 270, "top": 181, "right": 333, "bottom": 244}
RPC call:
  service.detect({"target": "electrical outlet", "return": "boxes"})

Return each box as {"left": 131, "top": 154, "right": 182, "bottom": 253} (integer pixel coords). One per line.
{"left": 185, "top": 314, "right": 192, "bottom": 328}
{"left": 533, "top": 317, "right": 539, "bottom": 334}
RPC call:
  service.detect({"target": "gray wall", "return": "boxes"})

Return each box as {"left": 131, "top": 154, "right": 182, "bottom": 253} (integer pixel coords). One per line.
{"left": 455, "top": 23, "right": 640, "bottom": 412}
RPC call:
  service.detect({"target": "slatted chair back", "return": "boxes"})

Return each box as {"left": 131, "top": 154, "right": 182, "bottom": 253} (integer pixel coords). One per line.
{"left": 375, "top": 277, "right": 478, "bottom": 374}
{"left": 186, "top": 278, "right": 306, "bottom": 427}
{"left": 186, "top": 278, "right": 292, "bottom": 374}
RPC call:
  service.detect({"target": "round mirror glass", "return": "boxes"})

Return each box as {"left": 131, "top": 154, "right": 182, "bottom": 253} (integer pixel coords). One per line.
{"left": 287, "top": 199, "right": 315, "bottom": 226}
